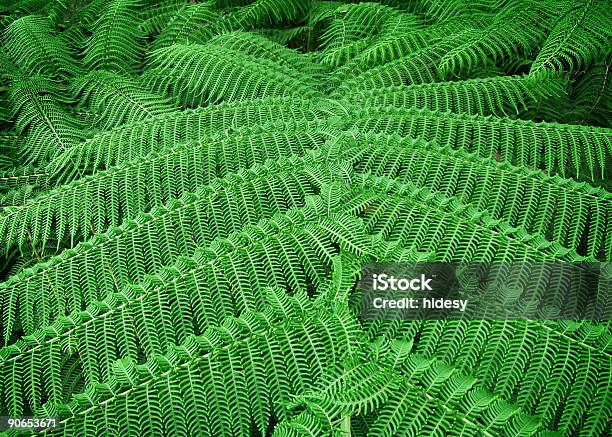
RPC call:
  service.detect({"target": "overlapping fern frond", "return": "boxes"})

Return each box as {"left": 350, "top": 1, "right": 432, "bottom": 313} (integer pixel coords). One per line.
{"left": 36, "top": 290, "right": 360, "bottom": 435}
{"left": 0, "top": 154, "right": 351, "bottom": 340}
{"left": 348, "top": 105, "right": 612, "bottom": 181}
{"left": 223, "top": 0, "right": 312, "bottom": 29}
{"left": 323, "top": 131, "right": 612, "bottom": 260}
{"left": 83, "top": 0, "right": 145, "bottom": 74}
{"left": 3, "top": 14, "right": 80, "bottom": 77}
{"left": 144, "top": 43, "right": 320, "bottom": 107}
{"left": 338, "top": 72, "right": 568, "bottom": 117}
{"left": 47, "top": 97, "right": 334, "bottom": 181}
{"left": 530, "top": 0, "right": 612, "bottom": 75}
{"left": 0, "top": 0, "right": 610, "bottom": 436}
{"left": 0, "top": 121, "right": 337, "bottom": 251}
{"left": 72, "top": 71, "right": 178, "bottom": 129}
{"left": 150, "top": 1, "right": 220, "bottom": 49}
{"left": 9, "top": 76, "right": 85, "bottom": 165}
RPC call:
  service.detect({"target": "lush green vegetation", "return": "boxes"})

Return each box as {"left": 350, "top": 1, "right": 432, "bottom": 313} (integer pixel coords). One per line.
{"left": 0, "top": 0, "right": 610, "bottom": 435}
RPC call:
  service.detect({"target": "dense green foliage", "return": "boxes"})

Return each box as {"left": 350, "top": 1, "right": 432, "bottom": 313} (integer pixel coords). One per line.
{"left": 0, "top": 0, "right": 610, "bottom": 435}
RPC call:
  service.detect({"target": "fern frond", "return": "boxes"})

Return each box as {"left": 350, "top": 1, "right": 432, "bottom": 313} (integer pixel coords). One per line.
{"left": 72, "top": 71, "right": 179, "bottom": 130}
{"left": 340, "top": 73, "right": 568, "bottom": 118}
{"left": 1, "top": 1, "right": 610, "bottom": 434}
{"left": 144, "top": 43, "right": 320, "bottom": 107}
{"left": 0, "top": 154, "right": 15, "bottom": 172}
{"left": 531, "top": 0, "right": 612, "bottom": 75}
{"left": 9, "top": 76, "right": 85, "bottom": 165}
{"left": 47, "top": 97, "right": 334, "bottom": 182}
{"left": 342, "top": 174, "right": 589, "bottom": 262}
{"left": 208, "top": 31, "right": 322, "bottom": 79}
{"left": 0, "top": 121, "right": 338, "bottom": 251}
{"left": 277, "top": 340, "right": 544, "bottom": 437}
{"left": 329, "top": 15, "right": 520, "bottom": 92}
{"left": 0, "top": 204, "right": 371, "bottom": 415}
{"left": 324, "top": 131, "right": 612, "bottom": 260}
{"left": 151, "top": 1, "right": 219, "bottom": 49}
{"left": 566, "top": 56, "right": 612, "bottom": 127}
{"left": 258, "top": 25, "right": 310, "bottom": 48}
{"left": 271, "top": 410, "right": 331, "bottom": 437}
{"left": 0, "top": 165, "right": 48, "bottom": 194}
{"left": 436, "top": 2, "right": 555, "bottom": 75}
{"left": 347, "top": 105, "right": 612, "bottom": 181}
{"left": 354, "top": 12, "right": 429, "bottom": 67}
{"left": 3, "top": 15, "right": 80, "bottom": 77}
{"left": 333, "top": 45, "right": 447, "bottom": 93}
{"left": 0, "top": 184, "right": 41, "bottom": 207}
{"left": 138, "top": 0, "right": 186, "bottom": 36}
{"left": 316, "top": 2, "right": 401, "bottom": 67}
{"left": 83, "top": 0, "right": 145, "bottom": 74}
{"left": 222, "top": 0, "right": 312, "bottom": 29}
{"left": 418, "top": 0, "right": 499, "bottom": 24}
{"left": 404, "top": 317, "right": 611, "bottom": 434}
{"left": 0, "top": 154, "right": 351, "bottom": 339}
{"left": 36, "top": 290, "right": 359, "bottom": 435}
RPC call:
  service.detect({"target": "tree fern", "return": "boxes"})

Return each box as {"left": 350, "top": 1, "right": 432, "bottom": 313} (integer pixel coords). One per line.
{"left": 338, "top": 72, "right": 568, "bottom": 118}
{"left": 0, "top": 165, "right": 48, "bottom": 195}
{"left": 435, "top": 2, "right": 554, "bottom": 76}
{"left": 332, "top": 44, "right": 447, "bottom": 92}
{"left": 9, "top": 76, "right": 85, "bottom": 165}
{"left": 565, "top": 56, "right": 612, "bottom": 127}
{"left": 138, "top": 0, "right": 187, "bottom": 37}
{"left": 360, "top": 317, "right": 611, "bottom": 435}
{"left": 208, "top": 31, "right": 323, "bottom": 79}
{"left": 323, "top": 131, "right": 612, "bottom": 259}
{"left": 340, "top": 174, "right": 590, "bottom": 263}
{"left": 0, "top": 1, "right": 610, "bottom": 435}
{"left": 275, "top": 339, "right": 545, "bottom": 436}
{"left": 0, "top": 205, "right": 371, "bottom": 416}
{"left": 316, "top": 2, "right": 402, "bottom": 67}
{"left": 150, "top": 1, "right": 219, "bottom": 49}
{"left": 353, "top": 13, "right": 433, "bottom": 67}
{"left": 0, "top": 155, "right": 351, "bottom": 340}
{"left": 11, "top": 289, "right": 361, "bottom": 435}
{"left": 221, "top": 0, "right": 312, "bottom": 29}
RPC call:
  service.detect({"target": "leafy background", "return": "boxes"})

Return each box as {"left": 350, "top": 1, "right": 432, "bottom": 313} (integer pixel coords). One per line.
{"left": 0, "top": 0, "right": 610, "bottom": 435}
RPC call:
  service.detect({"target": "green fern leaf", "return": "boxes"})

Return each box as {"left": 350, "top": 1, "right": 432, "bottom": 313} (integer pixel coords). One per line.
{"left": 144, "top": 43, "right": 320, "bottom": 107}
{"left": 0, "top": 121, "right": 337, "bottom": 251}
{"left": 71, "top": 71, "right": 178, "bottom": 130}
{"left": 83, "top": 0, "right": 145, "bottom": 74}
{"left": 340, "top": 72, "right": 568, "bottom": 118}
{"left": 47, "top": 97, "right": 334, "bottom": 182}
{"left": 348, "top": 106, "right": 612, "bottom": 181}
{"left": 531, "top": 0, "right": 612, "bottom": 75}
{"left": 324, "top": 131, "right": 612, "bottom": 260}
{"left": 0, "top": 155, "right": 350, "bottom": 339}
{"left": 151, "top": 1, "right": 219, "bottom": 49}
{"left": 9, "top": 76, "right": 85, "bottom": 165}
{"left": 3, "top": 15, "right": 80, "bottom": 77}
